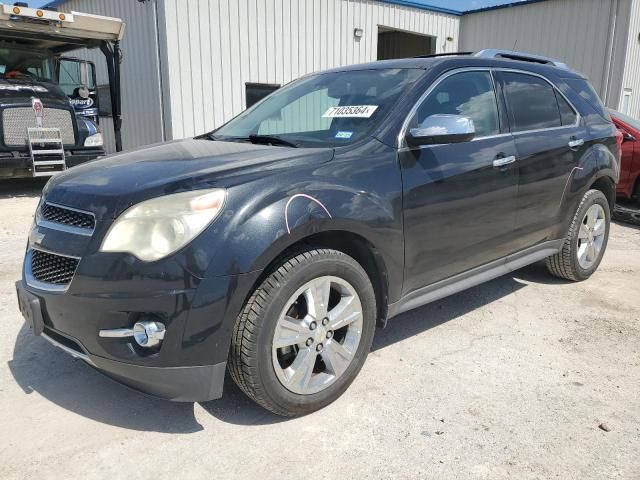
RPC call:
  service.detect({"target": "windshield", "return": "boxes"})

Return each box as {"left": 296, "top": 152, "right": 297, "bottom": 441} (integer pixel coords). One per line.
{"left": 214, "top": 68, "right": 423, "bottom": 147}
{"left": 609, "top": 108, "right": 640, "bottom": 131}
{"left": 0, "top": 46, "right": 54, "bottom": 83}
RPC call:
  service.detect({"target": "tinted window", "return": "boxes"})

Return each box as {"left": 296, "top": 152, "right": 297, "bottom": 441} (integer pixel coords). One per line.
{"left": 564, "top": 78, "right": 608, "bottom": 119}
{"left": 502, "top": 72, "right": 561, "bottom": 132}
{"left": 556, "top": 92, "right": 577, "bottom": 126}
{"left": 415, "top": 71, "right": 500, "bottom": 137}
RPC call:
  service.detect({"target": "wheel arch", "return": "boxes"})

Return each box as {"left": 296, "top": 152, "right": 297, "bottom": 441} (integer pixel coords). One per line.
{"left": 245, "top": 230, "right": 391, "bottom": 328}
{"left": 589, "top": 175, "right": 616, "bottom": 214}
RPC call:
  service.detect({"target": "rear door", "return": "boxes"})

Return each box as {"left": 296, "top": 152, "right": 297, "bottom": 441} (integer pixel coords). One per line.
{"left": 399, "top": 69, "right": 519, "bottom": 294}
{"left": 496, "top": 70, "right": 584, "bottom": 249}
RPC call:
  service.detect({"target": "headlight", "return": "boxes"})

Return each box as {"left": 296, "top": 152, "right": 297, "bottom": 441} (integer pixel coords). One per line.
{"left": 100, "top": 189, "right": 226, "bottom": 261}
{"left": 84, "top": 133, "right": 103, "bottom": 147}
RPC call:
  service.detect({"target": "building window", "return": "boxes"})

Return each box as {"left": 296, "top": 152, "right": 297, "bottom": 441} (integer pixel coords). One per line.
{"left": 621, "top": 89, "right": 632, "bottom": 115}
{"left": 246, "top": 83, "right": 280, "bottom": 109}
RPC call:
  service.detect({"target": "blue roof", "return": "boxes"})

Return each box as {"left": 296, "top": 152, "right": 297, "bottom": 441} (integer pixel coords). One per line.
{"left": 380, "top": 0, "right": 463, "bottom": 16}
{"left": 464, "top": 0, "right": 549, "bottom": 14}
{"left": 45, "top": 0, "right": 547, "bottom": 17}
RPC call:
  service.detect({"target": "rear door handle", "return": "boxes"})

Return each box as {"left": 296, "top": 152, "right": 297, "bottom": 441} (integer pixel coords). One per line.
{"left": 493, "top": 155, "right": 516, "bottom": 167}
{"left": 568, "top": 138, "right": 584, "bottom": 149}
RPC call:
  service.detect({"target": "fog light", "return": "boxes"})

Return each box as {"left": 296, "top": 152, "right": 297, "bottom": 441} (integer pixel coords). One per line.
{"left": 133, "top": 320, "right": 166, "bottom": 348}
{"left": 99, "top": 319, "right": 166, "bottom": 348}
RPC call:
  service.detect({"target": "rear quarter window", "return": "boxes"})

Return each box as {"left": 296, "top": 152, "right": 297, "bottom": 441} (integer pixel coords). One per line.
{"left": 563, "top": 78, "right": 609, "bottom": 119}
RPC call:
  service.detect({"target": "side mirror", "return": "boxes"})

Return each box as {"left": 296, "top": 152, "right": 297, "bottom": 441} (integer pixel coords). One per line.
{"left": 407, "top": 114, "right": 476, "bottom": 146}
{"left": 623, "top": 132, "right": 636, "bottom": 143}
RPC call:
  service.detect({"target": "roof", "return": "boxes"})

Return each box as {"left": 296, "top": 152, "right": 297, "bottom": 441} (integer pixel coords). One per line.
{"left": 379, "top": 1, "right": 462, "bottom": 16}
{"left": 43, "top": 0, "right": 549, "bottom": 18}
{"left": 464, "top": 0, "right": 549, "bottom": 14}
{"left": 319, "top": 53, "right": 585, "bottom": 78}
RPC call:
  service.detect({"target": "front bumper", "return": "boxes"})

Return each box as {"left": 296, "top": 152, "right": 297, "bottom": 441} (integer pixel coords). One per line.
{"left": 38, "top": 325, "right": 226, "bottom": 402}
{"left": 17, "top": 261, "right": 260, "bottom": 401}
{"left": 0, "top": 149, "right": 104, "bottom": 178}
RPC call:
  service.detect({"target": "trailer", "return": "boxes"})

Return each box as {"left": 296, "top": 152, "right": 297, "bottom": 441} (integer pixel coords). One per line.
{"left": 0, "top": 2, "right": 124, "bottom": 178}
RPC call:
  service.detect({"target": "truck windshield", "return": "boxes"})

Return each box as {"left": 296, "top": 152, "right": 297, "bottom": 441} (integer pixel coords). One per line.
{"left": 213, "top": 68, "right": 423, "bottom": 147}
{"left": 0, "top": 47, "right": 54, "bottom": 83}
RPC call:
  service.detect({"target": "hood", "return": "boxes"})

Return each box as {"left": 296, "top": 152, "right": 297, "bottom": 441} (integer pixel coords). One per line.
{"left": 0, "top": 79, "right": 70, "bottom": 108}
{"left": 44, "top": 138, "right": 334, "bottom": 219}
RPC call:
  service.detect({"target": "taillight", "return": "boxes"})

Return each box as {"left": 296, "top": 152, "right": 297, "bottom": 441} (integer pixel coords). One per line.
{"left": 615, "top": 129, "right": 624, "bottom": 152}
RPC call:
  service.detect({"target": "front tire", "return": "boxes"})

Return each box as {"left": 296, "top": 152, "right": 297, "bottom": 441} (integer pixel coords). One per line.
{"left": 546, "top": 189, "right": 610, "bottom": 281}
{"left": 228, "top": 248, "right": 376, "bottom": 416}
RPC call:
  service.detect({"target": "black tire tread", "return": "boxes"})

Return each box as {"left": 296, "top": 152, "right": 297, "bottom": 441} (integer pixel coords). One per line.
{"left": 546, "top": 189, "right": 607, "bottom": 281}
{"left": 228, "top": 248, "right": 359, "bottom": 416}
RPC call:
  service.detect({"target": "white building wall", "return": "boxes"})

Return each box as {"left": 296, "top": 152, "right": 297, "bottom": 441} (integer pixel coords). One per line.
{"left": 55, "top": 0, "right": 166, "bottom": 152}
{"left": 620, "top": 0, "right": 640, "bottom": 118}
{"left": 460, "top": 0, "right": 633, "bottom": 109}
{"left": 159, "top": 0, "right": 460, "bottom": 140}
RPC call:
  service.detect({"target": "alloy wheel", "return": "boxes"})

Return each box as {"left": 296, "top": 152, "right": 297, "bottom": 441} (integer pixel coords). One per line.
{"left": 271, "top": 275, "right": 363, "bottom": 395}
{"left": 577, "top": 203, "right": 606, "bottom": 269}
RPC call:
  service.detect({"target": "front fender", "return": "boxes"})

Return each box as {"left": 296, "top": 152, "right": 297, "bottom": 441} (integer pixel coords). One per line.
{"left": 189, "top": 139, "right": 404, "bottom": 297}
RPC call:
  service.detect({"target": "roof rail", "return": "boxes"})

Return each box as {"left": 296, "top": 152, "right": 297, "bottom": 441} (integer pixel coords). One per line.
{"left": 474, "top": 49, "right": 569, "bottom": 69}
{"left": 413, "top": 52, "right": 473, "bottom": 59}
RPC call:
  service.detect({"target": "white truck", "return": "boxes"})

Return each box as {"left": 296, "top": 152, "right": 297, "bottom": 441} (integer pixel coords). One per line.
{"left": 0, "top": 2, "right": 124, "bottom": 178}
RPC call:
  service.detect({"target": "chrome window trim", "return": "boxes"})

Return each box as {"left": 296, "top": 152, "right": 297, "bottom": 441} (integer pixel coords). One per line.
{"left": 24, "top": 246, "right": 81, "bottom": 293}
{"left": 36, "top": 201, "right": 95, "bottom": 237}
{"left": 497, "top": 68, "right": 581, "bottom": 134}
{"left": 398, "top": 66, "right": 581, "bottom": 149}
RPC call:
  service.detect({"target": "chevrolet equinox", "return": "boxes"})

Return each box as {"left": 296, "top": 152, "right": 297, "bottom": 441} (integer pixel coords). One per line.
{"left": 16, "top": 51, "right": 620, "bottom": 416}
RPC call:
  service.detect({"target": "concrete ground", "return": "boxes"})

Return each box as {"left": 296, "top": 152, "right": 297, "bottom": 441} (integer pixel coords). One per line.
{"left": 1, "top": 179, "right": 638, "bottom": 480}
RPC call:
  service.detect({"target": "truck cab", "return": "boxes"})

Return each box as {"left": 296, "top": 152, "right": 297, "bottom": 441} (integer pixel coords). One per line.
{"left": 0, "top": 3, "right": 124, "bottom": 178}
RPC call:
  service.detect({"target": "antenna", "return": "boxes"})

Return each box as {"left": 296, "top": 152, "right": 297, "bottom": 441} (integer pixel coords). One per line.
{"left": 512, "top": 39, "right": 518, "bottom": 51}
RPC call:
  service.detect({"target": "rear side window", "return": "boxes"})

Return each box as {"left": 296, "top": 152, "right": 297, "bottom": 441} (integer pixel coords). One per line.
{"left": 564, "top": 78, "right": 608, "bottom": 119}
{"left": 414, "top": 71, "right": 500, "bottom": 137}
{"left": 502, "top": 72, "right": 561, "bottom": 132}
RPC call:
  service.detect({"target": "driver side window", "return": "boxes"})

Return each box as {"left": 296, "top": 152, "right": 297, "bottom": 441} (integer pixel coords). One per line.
{"left": 414, "top": 71, "right": 500, "bottom": 138}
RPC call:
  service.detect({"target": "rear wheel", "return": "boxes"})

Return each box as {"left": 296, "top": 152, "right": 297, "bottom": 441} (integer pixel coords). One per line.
{"left": 546, "top": 189, "right": 610, "bottom": 281}
{"left": 228, "top": 248, "right": 376, "bottom": 416}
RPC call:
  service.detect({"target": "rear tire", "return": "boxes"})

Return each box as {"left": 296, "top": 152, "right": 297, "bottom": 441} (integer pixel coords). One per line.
{"left": 228, "top": 248, "right": 376, "bottom": 416}
{"left": 546, "top": 189, "right": 610, "bottom": 281}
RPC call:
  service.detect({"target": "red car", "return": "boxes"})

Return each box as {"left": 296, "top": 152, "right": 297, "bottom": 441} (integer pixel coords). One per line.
{"left": 609, "top": 109, "right": 640, "bottom": 224}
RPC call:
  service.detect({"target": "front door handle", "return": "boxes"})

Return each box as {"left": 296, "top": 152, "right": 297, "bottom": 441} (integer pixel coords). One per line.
{"left": 493, "top": 155, "right": 516, "bottom": 168}
{"left": 568, "top": 138, "right": 585, "bottom": 149}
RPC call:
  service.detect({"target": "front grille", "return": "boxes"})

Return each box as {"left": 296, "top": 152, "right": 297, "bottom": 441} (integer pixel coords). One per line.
{"left": 40, "top": 203, "right": 95, "bottom": 230}
{"left": 2, "top": 107, "right": 76, "bottom": 146}
{"left": 30, "top": 249, "right": 79, "bottom": 285}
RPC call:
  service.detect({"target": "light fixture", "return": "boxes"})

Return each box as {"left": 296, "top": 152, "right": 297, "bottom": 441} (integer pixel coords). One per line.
{"left": 354, "top": 28, "right": 364, "bottom": 39}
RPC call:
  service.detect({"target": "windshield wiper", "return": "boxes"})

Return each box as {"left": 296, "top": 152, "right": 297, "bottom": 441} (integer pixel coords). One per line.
{"left": 248, "top": 134, "right": 298, "bottom": 148}
{"left": 204, "top": 133, "right": 298, "bottom": 148}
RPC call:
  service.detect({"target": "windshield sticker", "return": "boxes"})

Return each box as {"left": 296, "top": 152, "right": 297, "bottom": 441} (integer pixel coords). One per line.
{"left": 335, "top": 131, "right": 353, "bottom": 139}
{"left": 322, "top": 105, "right": 378, "bottom": 118}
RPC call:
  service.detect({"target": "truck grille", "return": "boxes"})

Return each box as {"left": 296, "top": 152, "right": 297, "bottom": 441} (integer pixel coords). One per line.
{"left": 2, "top": 107, "right": 76, "bottom": 147}
{"left": 40, "top": 202, "right": 95, "bottom": 230}
{"left": 30, "top": 249, "right": 79, "bottom": 285}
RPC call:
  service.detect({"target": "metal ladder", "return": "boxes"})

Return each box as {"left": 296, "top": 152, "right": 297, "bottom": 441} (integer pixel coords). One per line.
{"left": 27, "top": 128, "right": 67, "bottom": 177}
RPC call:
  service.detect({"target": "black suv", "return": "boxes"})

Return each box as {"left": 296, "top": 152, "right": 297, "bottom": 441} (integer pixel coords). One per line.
{"left": 16, "top": 51, "right": 620, "bottom": 416}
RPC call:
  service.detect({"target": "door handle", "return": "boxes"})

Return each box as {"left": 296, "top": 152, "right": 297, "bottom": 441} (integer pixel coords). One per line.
{"left": 568, "top": 138, "right": 584, "bottom": 149}
{"left": 493, "top": 155, "right": 516, "bottom": 167}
